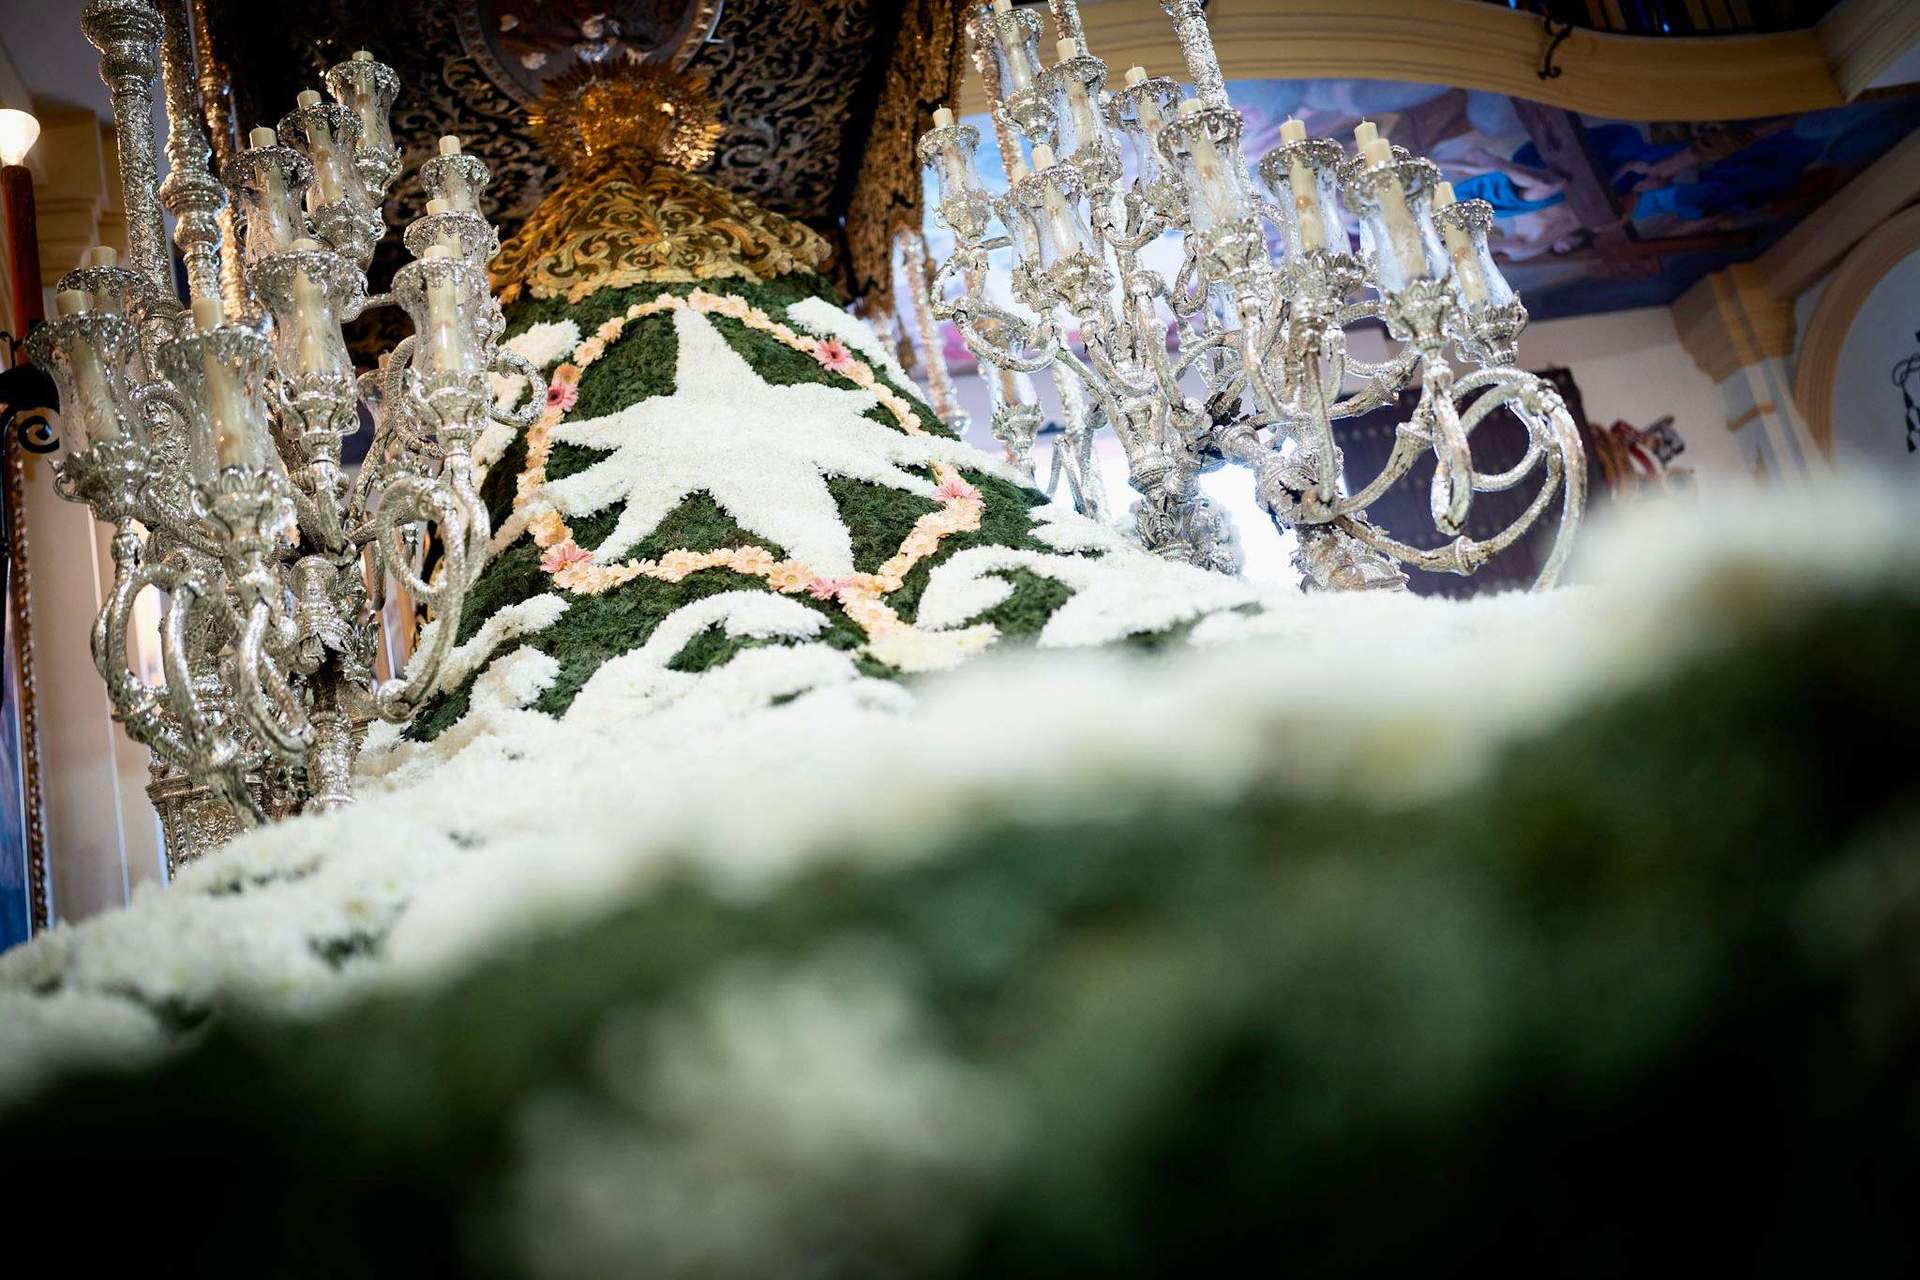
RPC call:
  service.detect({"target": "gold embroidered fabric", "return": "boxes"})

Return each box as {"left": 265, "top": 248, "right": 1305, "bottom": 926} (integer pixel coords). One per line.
{"left": 843, "top": 0, "right": 972, "bottom": 306}
{"left": 495, "top": 58, "right": 832, "bottom": 303}
{"left": 492, "top": 151, "right": 831, "bottom": 302}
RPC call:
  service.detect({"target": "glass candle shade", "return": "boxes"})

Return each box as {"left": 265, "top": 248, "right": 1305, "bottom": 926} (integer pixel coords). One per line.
{"left": 1347, "top": 153, "right": 1448, "bottom": 294}
{"left": 1257, "top": 139, "right": 1345, "bottom": 259}
{"left": 252, "top": 241, "right": 361, "bottom": 379}
{"left": 916, "top": 116, "right": 990, "bottom": 241}
{"left": 394, "top": 249, "right": 488, "bottom": 377}
{"left": 997, "top": 182, "right": 1043, "bottom": 262}
{"left": 278, "top": 95, "right": 368, "bottom": 215}
{"left": 323, "top": 51, "right": 400, "bottom": 188}
{"left": 420, "top": 136, "right": 490, "bottom": 215}
{"left": 402, "top": 200, "right": 495, "bottom": 265}
{"left": 1108, "top": 70, "right": 1178, "bottom": 189}
{"left": 58, "top": 248, "right": 155, "bottom": 323}
{"left": 1433, "top": 191, "right": 1513, "bottom": 313}
{"left": 1019, "top": 150, "right": 1093, "bottom": 266}
{"left": 161, "top": 311, "right": 281, "bottom": 481}
{"left": 1160, "top": 104, "right": 1255, "bottom": 233}
{"left": 987, "top": 5, "right": 1044, "bottom": 98}
{"left": 1047, "top": 42, "right": 1110, "bottom": 165}
{"left": 27, "top": 294, "right": 140, "bottom": 454}
{"left": 227, "top": 130, "right": 313, "bottom": 262}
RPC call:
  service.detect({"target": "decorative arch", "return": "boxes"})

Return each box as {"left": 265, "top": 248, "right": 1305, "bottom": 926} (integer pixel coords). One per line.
{"left": 1792, "top": 204, "right": 1920, "bottom": 457}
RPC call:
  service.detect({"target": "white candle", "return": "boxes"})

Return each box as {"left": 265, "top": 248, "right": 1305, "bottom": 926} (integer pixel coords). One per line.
{"left": 286, "top": 238, "right": 340, "bottom": 376}
{"left": 192, "top": 296, "right": 255, "bottom": 468}
{"left": 247, "top": 127, "right": 299, "bottom": 253}
{"left": 56, "top": 290, "right": 116, "bottom": 450}
{"left": 424, "top": 197, "right": 463, "bottom": 254}
{"left": 993, "top": 0, "right": 1034, "bottom": 93}
{"left": 1354, "top": 120, "right": 1378, "bottom": 152}
{"left": 1136, "top": 94, "right": 1166, "bottom": 141}
{"left": 437, "top": 135, "right": 478, "bottom": 213}
{"left": 299, "top": 90, "right": 347, "bottom": 207}
{"left": 1056, "top": 40, "right": 1104, "bottom": 153}
{"left": 1364, "top": 137, "right": 1424, "bottom": 285}
{"left": 1433, "top": 181, "right": 1486, "bottom": 305}
{"left": 346, "top": 51, "right": 391, "bottom": 156}
{"left": 1029, "top": 144, "right": 1087, "bottom": 259}
{"left": 420, "top": 245, "right": 473, "bottom": 372}
{"left": 1178, "top": 98, "right": 1243, "bottom": 229}
{"left": 85, "top": 245, "right": 123, "bottom": 312}
{"left": 1280, "top": 118, "right": 1322, "bottom": 252}
{"left": 932, "top": 106, "right": 954, "bottom": 129}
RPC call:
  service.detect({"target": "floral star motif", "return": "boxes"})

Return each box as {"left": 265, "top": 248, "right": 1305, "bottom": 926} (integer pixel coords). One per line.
{"left": 541, "top": 306, "right": 1000, "bottom": 578}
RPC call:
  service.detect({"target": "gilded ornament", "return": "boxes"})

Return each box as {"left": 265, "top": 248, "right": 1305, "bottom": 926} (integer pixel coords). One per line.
{"left": 494, "top": 57, "right": 830, "bottom": 302}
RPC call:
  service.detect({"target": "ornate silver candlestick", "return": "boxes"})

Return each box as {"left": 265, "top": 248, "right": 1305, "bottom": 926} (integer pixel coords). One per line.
{"left": 922, "top": 0, "right": 1584, "bottom": 590}
{"left": 29, "top": 1, "right": 542, "bottom": 863}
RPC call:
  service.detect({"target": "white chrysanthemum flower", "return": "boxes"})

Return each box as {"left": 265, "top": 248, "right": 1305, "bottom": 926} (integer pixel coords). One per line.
{"left": 507, "top": 944, "right": 1016, "bottom": 1280}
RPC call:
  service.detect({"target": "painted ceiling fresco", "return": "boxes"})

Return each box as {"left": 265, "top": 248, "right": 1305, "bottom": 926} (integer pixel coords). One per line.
{"left": 926, "top": 79, "right": 1920, "bottom": 323}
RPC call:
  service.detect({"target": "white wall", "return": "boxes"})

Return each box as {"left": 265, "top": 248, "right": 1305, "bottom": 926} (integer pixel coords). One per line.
{"left": 1825, "top": 245, "right": 1920, "bottom": 473}
{"left": 1511, "top": 307, "right": 1743, "bottom": 481}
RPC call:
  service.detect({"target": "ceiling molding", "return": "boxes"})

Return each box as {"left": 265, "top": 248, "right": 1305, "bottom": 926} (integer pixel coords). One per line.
{"left": 956, "top": 0, "right": 1844, "bottom": 123}
{"left": 1817, "top": 0, "right": 1920, "bottom": 100}
{"left": 1671, "top": 263, "right": 1797, "bottom": 387}
{"left": 1755, "top": 126, "right": 1920, "bottom": 300}
{"left": 1792, "top": 204, "right": 1920, "bottom": 456}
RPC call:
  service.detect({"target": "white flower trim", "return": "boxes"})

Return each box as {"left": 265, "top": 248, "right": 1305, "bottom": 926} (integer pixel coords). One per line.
{"left": 785, "top": 296, "right": 916, "bottom": 393}
{"left": 490, "top": 320, "right": 583, "bottom": 417}
{"left": 473, "top": 419, "right": 519, "bottom": 478}
{"left": 914, "top": 543, "right": 1263, "bottom": 648}
{"left": 434, "top": 593, "right": 571, "bottom": 691}
{"left": 1, "top": 480, "right": 1917, "bottom": 1099}
{"left": 506, "top": 319, "right": 583, "bottom": 371}
{"left": 501, "top": 290, "right": 1017, "bottom": 676}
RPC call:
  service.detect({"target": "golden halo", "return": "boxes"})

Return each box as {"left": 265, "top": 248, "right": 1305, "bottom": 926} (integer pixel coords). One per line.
{"left": 528, "top": 55, "right": 725, "bottom": 172}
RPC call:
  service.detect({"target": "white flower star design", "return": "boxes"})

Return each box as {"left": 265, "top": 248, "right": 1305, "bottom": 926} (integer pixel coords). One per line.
{"left": 542, "top": 305, "right": 1005, "bottom": 578}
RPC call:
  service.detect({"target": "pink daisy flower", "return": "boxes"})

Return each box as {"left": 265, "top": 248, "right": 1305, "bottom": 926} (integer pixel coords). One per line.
{"left": 540, "top": 540, "right": 591, "bottom": 573}
{"left": 935, "top": 476, "right": 981, "bottom": 503}
{"left": 806, "top": 576, "right": 852, "bottom": 601}
{"left": 545, "top": 380, "right": 578, "bottom": 413}
{"left": 813, "top": 338, "right": 856, "bottom": 374}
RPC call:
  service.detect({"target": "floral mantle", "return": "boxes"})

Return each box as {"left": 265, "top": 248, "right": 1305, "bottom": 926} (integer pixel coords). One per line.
{"left": 504, "top": 288, "right": 1000, "bottom": 672}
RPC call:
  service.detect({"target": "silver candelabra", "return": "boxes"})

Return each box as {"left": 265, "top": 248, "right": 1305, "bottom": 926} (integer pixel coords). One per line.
{"left": 920, "top": 0, "right": 1585, "bottom": 590}
{"left": 29, "top": 0, "right": 540, "bottom": 859}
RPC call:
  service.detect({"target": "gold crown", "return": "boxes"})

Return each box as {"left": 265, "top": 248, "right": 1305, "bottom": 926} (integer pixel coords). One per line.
{"left": 528, "top": 57, "right": 725, "bottom": 172}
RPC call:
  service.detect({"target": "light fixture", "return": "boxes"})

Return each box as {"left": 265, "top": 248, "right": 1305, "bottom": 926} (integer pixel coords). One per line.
{"left": 24, "top": 8, "right": 535, "bottom": 867}
{"left": 0, "top": 108, "right": 39, "bottom": 168}
{"left": 920, "top": 0, "right": 1586, "bottom": 591}
{"left": 0, "top": 107, "right": 44, "bottom": 332}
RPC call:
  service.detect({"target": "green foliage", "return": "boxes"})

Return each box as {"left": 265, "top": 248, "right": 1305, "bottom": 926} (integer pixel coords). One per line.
{"left": 412, "top": 276, "right": 1078, "bottom": 743}
{"left": 8, "top": 594, "right": 1919, "bottom": 1276}
{"left": 887, "top": 469, "right": 1071, "bottom": 625}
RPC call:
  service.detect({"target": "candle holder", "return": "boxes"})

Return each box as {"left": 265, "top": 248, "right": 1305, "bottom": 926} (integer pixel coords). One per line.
{"left": 25, "top": 304, "right": 140, "bottom": 455}
{"left": 983, "top": 3, "right": 1051, "bottom": 139}
{"left": 1256, "top": 139, "right": 1352, "bottom": 281}
{"left": 1436, "top": 197, "right": 1527, "bottom": 366}
{"left": 1043, "top": 42, "right": 1120, "bottom": 187}
{"left": 922, "top": 0, "right": 1583, "bottom": 591}
{"left": 227, "top": 132, "right": 313, "bottom": 261}
{"left": 324, "top": 51, "right": 401, "bottom": 196}
{"left": 916, "top": 120, "right": 994, "bottom": 245}
{"left": 27, "top": 14, "right": 544, "bottom": 865}
{"left": 277, "top": 94, "right": 381, "bottom": 266}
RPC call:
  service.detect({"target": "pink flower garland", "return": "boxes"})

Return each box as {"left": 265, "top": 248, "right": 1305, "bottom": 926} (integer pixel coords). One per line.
{"left": 509, "top": 290, "right": 997, "bottom": 669}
